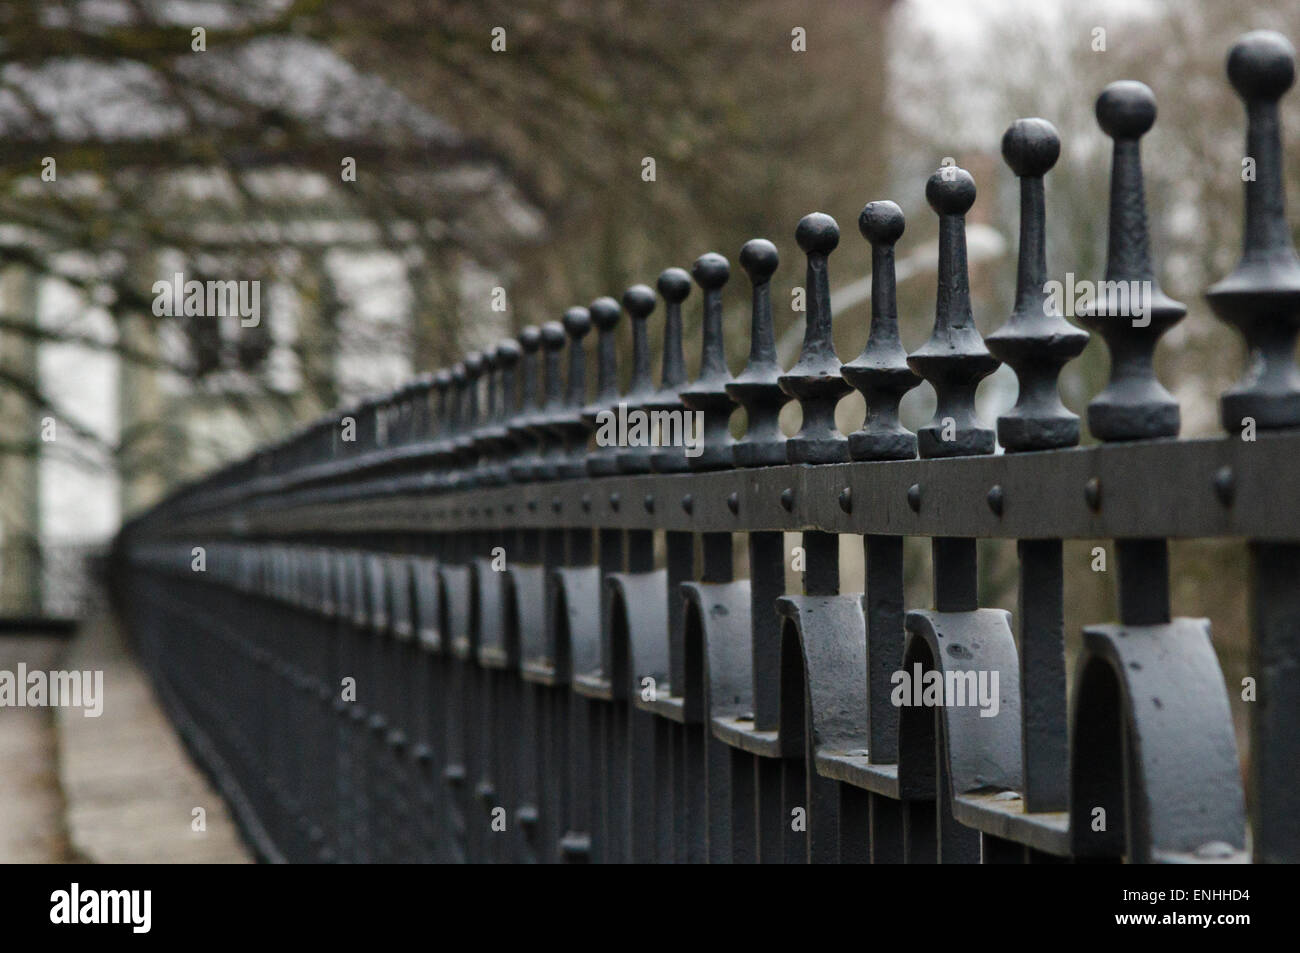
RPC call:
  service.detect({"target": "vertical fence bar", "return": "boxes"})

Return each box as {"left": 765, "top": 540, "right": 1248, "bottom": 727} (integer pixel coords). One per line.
{"left": 646, "top": 267, "right": 693, "bottom": 862}
{"left": 1207, "top": 32, "right": 1300, "bottom": 864}
{"left": 986, "top": 118, "right": 1087, "bottom": 817}
{"left": 728, "top": 238, "right": 790, "bottom": 865}
{"left": 680, "top": 251, "right": 735, "bottom": 864}
{"left": 843, "top": 199, "right": 919, "bottom": 864}
{"left": 906, "top": 166, "right": 999, "bottom": 864}
{"left": 780, "top": 213, "right": 853, "bottom": 862}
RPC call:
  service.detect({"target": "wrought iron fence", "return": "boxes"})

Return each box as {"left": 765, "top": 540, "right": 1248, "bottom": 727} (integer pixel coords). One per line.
{"left": 115, "top": 31, "right": 1300, "bottom": 864}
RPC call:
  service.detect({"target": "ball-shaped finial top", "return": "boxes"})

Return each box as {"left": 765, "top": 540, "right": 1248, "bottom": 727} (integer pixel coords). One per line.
{"left": 451, "top": 362, "right": 467, "bottom": 383}
{"left": 796, "top": 212, "right": 840, "bottom": 255}
{"left": 589, "top": 296, "right": 621, "bottom": 330}
{"left": 739, "top": 238, "right": 780, "bottom": 283}
{"left": 433, "top": 369, "right": 452, "bottom": 390}
{"left": 657, "top": 267, "right": 692, "bottom": 302}
{"left": 562, "top": 306, "right": 591, "bottom": 337}
{"left": 858, "top": 200, "right": 905, "bottom": 246}
{"left": 692, "top": 252, "right": 731, "bottom": 289}
{"left": 925, "top": 167, "right": 977, "bottom": 215}
{"left": 622, "top": 284, "right": 657, "bottom": 318}
{"left": 1227, "top": 30, "right": 1296, "bottom": 101}
{"left": 495, "top": 338, "right": 521, "bottom": 366}
{"left": 464, "top": 351, "right": 484, "bottom": 375}
{"left": 540, "top": 321, "right": 566, "bottom": 348}
{"left": 1095, "top": 80, "right": 1156, "bottom": 139}
{"left": 1001, "top": 118, "right": 1061, "bottom": 177}
{"left": 519, "top": 325, "right": 542, "bottom": 351}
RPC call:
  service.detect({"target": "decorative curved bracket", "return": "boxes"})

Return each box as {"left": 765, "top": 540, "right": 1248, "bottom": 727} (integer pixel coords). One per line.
{"left": 507, "top": 565, "right": 547, "bottom": 675}
{"left": 602, "top": 570, "right": 671, "bottom": 704}
{"left": 436, "top": 564, "right": 472, "bottom": 660}
{"left": 902, "top": 608, "right": 1023, "bottom": 795}
{"left": 775, "top": 595, "right": 869, "bottom": 759}
{"left": 1070, "top": 617, "right": 1246, "bottom": 863}
{"left": 681, "top": 580, "right": 754, "bottom": 727}
{"left": 385, "top": 556, "right": 415, "bottom": 643}
{"left": 545, "top": 566, "right": 603, "bottom": 687}
{"left": 471, "top": 558, "right": 512, "bottom": 668}
{"left": 411, "top": 557, "right": 441, "bottom": 652}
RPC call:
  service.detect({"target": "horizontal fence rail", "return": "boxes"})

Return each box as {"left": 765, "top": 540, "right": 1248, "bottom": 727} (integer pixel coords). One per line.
{"left": 117, "top": 31, "right": 1300, "bottom": 863}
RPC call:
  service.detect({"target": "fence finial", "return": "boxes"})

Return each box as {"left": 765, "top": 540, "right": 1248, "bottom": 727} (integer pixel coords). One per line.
{"left": 539, "top": 328, "right": 564, "bottom": 410}
{"left": 535, "top": 322, "right": 566, "bottom": 479}
{"left": 482, "top": 347, "right": 499, "bottom": 422}
{"left": 681, "top": 253, "right": 735, "bottom": 470}
{"left": 558, "top": 307, "right": 592, "bottom": 477}
{"left": 431, "top": 367, "right": 452, "bottom": 444}
{"left": 457, "top": 352, "right": 484, "bottom": 469}
{"left": 618, "top": 285, "right": 658, "bottom": 473}
{"left": 405, "top": 373, "right": 434, "bottom": 445}
{"left": 487, "top": 340, "right": 521, "bottom": 483}
{"left": 507, "top": 327, "right": 542, "bottom": 481}
{"left": 563, "top": 307, "right": 591, "bottom": 408}
{"left": 648, "top": 267, "right": 692, "bottom": 473}
{"left": 495, "top": 339, "right": 521, "bottom": 419}
{"left": 781, "top": 213, "right": 850, "bottom": 463}
{"left": 473, "top": 347, "right": 504, "bottom": 484}
{"left": 622, "top": 285, "right": 657, "bottom": 399}
{"left": 844, "top": 200, "right": 920, "bottom": 460}
{"left": 446, "top": 361, "right": 469, "bottom": 482}
{"left": 1080, "top": 80, "right": 1186, "bottom": 441}
{"left": 988, "top": 118, "right": 1088, "bottom": 451}
{"left": 909, "top": 168, "right": 999, "bottom": 458}
{"left": 1208, "top": 31, "right": 1300, "bottom": 433}
{"left": 729, "top": 239, "right": 790, "bottom": 467}
{"left": 389, "top": 381, "right": 410, "bottom": 448}
{"left": 517, "top": 326, "right": 541, "bottom": 410}
{"left": 447, "top": 364, "right": 465, "bottom": 444}
{"left": 585, "top": 296, "right": 623, "bottom": 475}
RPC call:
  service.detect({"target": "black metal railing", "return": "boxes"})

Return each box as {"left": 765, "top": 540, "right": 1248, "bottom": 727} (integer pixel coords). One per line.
{"left": 116, "top": 31, "right": 1300, "bottom": 864}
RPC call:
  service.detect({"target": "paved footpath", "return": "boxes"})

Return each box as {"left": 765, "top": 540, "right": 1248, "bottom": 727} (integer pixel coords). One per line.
{"left": 0, "top": 636, "right": 78, "bottom": 862}
{"left": 1, "top": 612, "right": 251, "bottom": 863}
